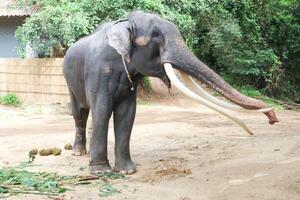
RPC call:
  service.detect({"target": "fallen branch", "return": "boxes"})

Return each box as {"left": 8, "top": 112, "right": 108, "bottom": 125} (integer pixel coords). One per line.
{"left": 78, "top": 175, "right": 99, "bottom": 181}
{"left": 10, "top": 190, "right": 60, "bottom": 196}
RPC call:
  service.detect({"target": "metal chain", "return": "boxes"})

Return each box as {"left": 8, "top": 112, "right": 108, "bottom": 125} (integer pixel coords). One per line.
{"left": 121, "top": 56, "right": 134, "bottom": 91}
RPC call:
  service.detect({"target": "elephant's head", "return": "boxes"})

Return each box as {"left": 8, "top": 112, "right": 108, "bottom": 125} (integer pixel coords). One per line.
{"left": 108, "top": 10, "right": 279, "bottom": 134}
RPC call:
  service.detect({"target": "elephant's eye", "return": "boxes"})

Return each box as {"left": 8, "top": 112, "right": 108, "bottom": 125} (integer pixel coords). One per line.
{"left": 152, "top": 30, "right": 160, "bottom": 37}
{"left": 151, "top": 27, "right": 163, "bottom": 44}
{"left": 151, "top": 27, "right": 161, "bottom": 38}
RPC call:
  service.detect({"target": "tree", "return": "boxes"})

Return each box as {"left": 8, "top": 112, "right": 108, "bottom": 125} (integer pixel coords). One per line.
{"left": 15, "top": 0, "right": 300, "bottom": 100}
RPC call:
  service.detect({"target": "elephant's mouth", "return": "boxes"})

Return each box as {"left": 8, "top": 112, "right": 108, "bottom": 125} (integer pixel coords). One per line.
{"left": 163, "top": 63, "right": 277, "bottom": 135}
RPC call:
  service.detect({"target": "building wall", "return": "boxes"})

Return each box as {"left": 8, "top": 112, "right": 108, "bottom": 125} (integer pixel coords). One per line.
{"left": 0, "top": 16, "right": 26, "bottom": 58}
{"left": 0, "top": 58, "right": 176, "bottom": 104}
{"left": 0, "top": 58, "right": 69, "bottom": 104}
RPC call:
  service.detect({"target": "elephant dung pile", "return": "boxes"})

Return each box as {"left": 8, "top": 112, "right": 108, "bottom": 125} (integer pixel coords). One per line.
{"left": 39, "top": 147, "right": 61, "bottom": 156}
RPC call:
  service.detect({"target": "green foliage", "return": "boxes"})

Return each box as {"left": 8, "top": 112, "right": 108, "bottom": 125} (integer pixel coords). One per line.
{"left": 0, "top": 165, "right": 125, "bottom": 198}
{"left": 28, "top": 152, "right": 36, "bottom": 163}
{"left": 99, "top": 172, "right": 125, "bottom": 180}
{"left": 142, "top": 76, "right": 152, "bottom": 92}
{"left": 0, "top": 93, "right": 21, "bottom": 106}
{"left": 236, "top": 85, "right": 283, "bottom": 109}
{"left": 0, "top": 167, "right": 74, "bottom": 197}
{"left": 28, "top": 149, "right": 38, "bottom": 163}
{"left": 216, "top": 0, "right": 299, "bottom": 99}
{"left": 99, "top": 183, "right": 120, "bottom": 197}
{"left": 16, "top": 0, "right": 92, "bottom": 56}
{"left": 15, "top": 0, "right": 300, "bottom": 100}
{"left": 97, "top": 172, "right": 123, "bottom": 197}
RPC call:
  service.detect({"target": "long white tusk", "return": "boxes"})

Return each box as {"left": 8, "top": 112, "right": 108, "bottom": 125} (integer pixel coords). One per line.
{"left": 178, "top": 71, "right": 274, "bottom": 113}
{"left": 164, "top": 63, "right": 253, "bottom": 135}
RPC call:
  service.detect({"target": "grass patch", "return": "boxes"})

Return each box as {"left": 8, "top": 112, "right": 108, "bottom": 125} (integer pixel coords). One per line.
{"left": 236, "top": 86, "right": 283, "bottom": 110}
{"left": 141, "top": 76, "right": 151, "bottom": 92}
{"left": 0, "top": 93, "right": 21, "bottom": 107}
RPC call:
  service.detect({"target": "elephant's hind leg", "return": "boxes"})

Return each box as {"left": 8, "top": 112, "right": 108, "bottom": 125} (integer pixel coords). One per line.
{"left": 69, "top": 93, "right": 89, "bottom": 156}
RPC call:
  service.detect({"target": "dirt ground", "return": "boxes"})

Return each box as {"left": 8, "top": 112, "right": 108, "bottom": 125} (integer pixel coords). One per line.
{"left": 0, "top": 98, "right": 300, "bottom": 200}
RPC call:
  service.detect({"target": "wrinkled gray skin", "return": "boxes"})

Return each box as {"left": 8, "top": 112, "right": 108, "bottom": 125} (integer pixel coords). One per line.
{"left": 63, "top": 11, "right": 278, "bottom": 174}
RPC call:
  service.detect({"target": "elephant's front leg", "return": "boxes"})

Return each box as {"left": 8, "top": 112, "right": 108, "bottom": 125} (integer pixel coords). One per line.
{"left": 89, "top": 96, "right": 113, "bottom": 174}
{"left": 113, "top": 92, "right": 137, "bottom": 175}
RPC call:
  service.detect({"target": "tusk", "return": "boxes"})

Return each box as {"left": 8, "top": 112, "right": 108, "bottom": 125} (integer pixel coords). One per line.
{"left": 164, "top": 63, "right": 253, "bottom": 135}
{"left": 178, "top": 72, "right": 274, "bottom": 113}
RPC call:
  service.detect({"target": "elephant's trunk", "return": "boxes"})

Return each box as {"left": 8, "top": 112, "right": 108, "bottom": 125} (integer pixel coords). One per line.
{"left": 161, "top": 38, "right": 279, "bottom": 125}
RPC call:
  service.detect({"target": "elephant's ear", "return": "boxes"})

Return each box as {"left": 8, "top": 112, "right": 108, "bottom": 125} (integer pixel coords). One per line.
{"left": 107, "top": 19, "right": 131, "bottom": 56}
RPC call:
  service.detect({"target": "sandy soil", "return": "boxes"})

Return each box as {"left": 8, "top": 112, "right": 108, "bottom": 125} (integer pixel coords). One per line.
{"left": 0, "top": 98, "right": 300, "bottom": 200}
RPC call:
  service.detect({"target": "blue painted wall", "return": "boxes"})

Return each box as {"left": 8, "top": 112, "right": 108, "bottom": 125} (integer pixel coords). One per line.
{"left": 0, "top": 16, "right": 26, "bottom": 58}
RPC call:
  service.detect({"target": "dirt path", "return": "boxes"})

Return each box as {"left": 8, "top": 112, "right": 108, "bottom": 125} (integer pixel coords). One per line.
{"left": 0, "top": 99, "right": 300, "bottom": 200}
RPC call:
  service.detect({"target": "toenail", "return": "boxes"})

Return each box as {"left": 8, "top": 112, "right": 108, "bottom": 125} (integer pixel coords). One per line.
{"left": 120, "top": 170, "right": 127, "bottom": 175}
{"left": 127, "top": 170, "right": 135, "bottom": 175}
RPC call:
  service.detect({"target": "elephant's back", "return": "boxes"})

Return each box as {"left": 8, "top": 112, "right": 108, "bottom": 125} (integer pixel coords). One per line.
{"left": 64, "top": 22, "right": 113, "bottom": 70}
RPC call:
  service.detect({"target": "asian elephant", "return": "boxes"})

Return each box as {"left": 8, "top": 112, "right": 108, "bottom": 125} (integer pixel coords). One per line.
{"left": 63, "top": 10, "right": 278, "bottom": 175}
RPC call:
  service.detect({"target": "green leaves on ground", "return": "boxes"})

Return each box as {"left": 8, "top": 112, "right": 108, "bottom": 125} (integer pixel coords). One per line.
{"left": 0, "top": 166, "right": 125, "bottom": 198}
{"left": 0, "top": 167, "right": 74, "bottom": 197}
{"left": 99, "top": 183, "right": 120, "bottom": 197}
{"left": 99, "top": 172, "right": 125, "bottom": 180}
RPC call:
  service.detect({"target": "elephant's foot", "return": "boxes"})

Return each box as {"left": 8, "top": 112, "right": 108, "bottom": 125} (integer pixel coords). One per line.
{"left": 72, "top": 144, "right": 87, "bottom": 156}
{"left": 114, "top": 159, "right": 136, "bottom": 175}
{"left": 73, "top": 130, "right": 87, "bottom": 156}
{"left": 89, "top": 160, "right": 112, "bottom": 175}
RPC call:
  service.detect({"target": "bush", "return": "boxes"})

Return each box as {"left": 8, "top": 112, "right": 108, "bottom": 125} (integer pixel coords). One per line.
{"left": 141, "top": 76, "right": 152, "bottom": 92}
{"left": 0, "top": 93, "right": 22, "bottom": 107}
{"left": 236, "top": 86, "right": 283, "bottom": 109}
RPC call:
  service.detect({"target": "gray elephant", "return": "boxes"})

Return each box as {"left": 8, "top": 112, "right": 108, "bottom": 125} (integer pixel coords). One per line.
{"left": 63, "top": 11, "right": 278, "bottom": 175}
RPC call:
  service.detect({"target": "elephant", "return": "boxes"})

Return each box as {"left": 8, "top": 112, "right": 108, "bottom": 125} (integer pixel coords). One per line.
{"left": 63, "top": 10, "right": 279, "bottom": 175}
